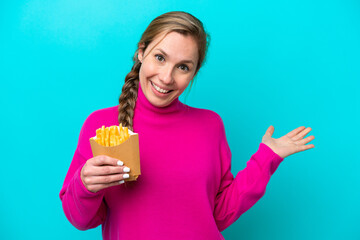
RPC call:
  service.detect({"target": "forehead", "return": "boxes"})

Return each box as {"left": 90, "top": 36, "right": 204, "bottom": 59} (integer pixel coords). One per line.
{"left": 149, "top": 31, "right": 198, "bottom": 62}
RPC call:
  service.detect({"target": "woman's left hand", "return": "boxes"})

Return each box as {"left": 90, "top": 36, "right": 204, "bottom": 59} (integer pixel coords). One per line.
{"left": 261, "top": 126, "right": 315, "bottom": 159}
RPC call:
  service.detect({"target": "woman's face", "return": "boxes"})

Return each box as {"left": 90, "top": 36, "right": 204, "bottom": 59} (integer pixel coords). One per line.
{"left": 138, "top": 31, "right": 199, "bottom": 108}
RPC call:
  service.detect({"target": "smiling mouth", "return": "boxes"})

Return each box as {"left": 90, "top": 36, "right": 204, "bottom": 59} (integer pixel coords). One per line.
{"left": 151, "top": 81, "right": 174, "bottom": 94}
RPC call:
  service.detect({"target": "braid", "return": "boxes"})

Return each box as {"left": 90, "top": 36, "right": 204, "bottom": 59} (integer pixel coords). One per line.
{"left": 118, "top": 60, "right": 141, "bottom": 132}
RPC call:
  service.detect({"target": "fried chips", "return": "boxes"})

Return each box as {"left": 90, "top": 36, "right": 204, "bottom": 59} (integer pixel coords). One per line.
{"left": 94, "top": 124, "right": 130, "bottom": 147}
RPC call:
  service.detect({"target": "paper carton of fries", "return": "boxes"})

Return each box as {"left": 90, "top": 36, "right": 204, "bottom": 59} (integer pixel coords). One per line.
{"left": 89, "top": 124, "right": 141, "bottom": 181}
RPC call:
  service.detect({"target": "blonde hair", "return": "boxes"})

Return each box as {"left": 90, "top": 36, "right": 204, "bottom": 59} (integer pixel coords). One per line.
{"left": 118, "top": 11, "right": 210, "bottom": 131}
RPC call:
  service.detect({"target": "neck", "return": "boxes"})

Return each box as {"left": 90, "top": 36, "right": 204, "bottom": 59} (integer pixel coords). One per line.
{"left": 135, "top": 81, "right": 185, "bottom": 115}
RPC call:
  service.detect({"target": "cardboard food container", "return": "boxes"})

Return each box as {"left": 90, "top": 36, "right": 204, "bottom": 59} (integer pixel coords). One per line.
{"left": 89, "top": 127, "right": 141, "bottom": 181}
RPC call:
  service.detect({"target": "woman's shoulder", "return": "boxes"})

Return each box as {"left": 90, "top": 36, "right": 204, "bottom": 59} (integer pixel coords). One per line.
{"left": 184, "top": 105, "right": 225, "bottom": 127}
{"left": 87, "top": 105, "right": 118, "bottom": 119}
{"left": 181, "top": 105, "right": 227, "bottom": 141}
{"left": 82, "top": 105, "right": 119, "bottom": 128}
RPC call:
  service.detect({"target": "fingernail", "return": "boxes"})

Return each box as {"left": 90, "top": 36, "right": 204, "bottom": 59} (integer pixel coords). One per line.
{"left": 123, "top": 174, "right": 129, "bottom": 179}
{"left": 117, "top": 160, "right": 124, "bottom": 166}
{"left": 123, "top": 167, "right": 130, "bottom": 173}
{"left": 119, "top": 180, "right": 125, "bottom": 184}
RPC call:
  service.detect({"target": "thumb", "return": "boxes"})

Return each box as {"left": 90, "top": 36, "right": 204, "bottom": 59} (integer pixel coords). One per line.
{"left": 266, "top": 125, "right": 275, "bottom": 137}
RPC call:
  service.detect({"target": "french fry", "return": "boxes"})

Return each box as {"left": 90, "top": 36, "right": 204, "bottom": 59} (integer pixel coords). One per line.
{"left": 105, "top": 127, "right": 109, "bottom": 147}
{"left": 101, "top": 125, "right": 105, "bottom": 146}
{"left": 120, "top": 127, "right": 125, "bottom": 142}
{"left": 92, "top": 124, "right": 130, "bottom": 147}
{"left": 95, "top": 129, "right": 100, "bottom": 144}
{"left": 112, "top": 135, "right": 114, "bottom": 146}
{"left": 124, "top": 127, "right": 129, "bottom": 139}
{"left": 115, "top": 126, "right": 120, "bottom": 137}
{"left": 96, "top": 128, "right": 101, "bottom": 139}
{"left": 110, "top": 126, "right": 115, "bottom": 146}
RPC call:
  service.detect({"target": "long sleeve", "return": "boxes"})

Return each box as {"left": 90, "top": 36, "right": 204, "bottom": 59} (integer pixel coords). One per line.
{"left": 59, "top": 112, "right": 108, "bottom": 230}
{"left": 213, "top": 121, "right": 284, "bottom": 232}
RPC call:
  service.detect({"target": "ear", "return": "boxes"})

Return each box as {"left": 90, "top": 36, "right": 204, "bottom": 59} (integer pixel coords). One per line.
{"left": 137, "top": 43, "right": 145, "bottom": 62}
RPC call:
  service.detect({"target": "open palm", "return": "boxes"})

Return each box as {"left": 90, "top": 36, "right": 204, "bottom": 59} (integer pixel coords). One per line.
{"left": 261, "top": 126, "right": 315, "bottom": 159}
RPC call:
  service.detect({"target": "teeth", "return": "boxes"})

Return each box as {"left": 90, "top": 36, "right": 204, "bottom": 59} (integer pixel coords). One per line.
{"left": 151, "top": 82, "right": 170, "bottom": 93}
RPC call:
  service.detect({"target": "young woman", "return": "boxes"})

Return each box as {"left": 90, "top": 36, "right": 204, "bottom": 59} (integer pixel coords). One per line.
{"left": 60, "top": 11, "right": 315, "bottom": 239}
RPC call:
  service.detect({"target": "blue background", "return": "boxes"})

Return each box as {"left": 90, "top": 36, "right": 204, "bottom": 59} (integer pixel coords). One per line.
{"left": 1, "top": 0, "right": 359, "bottom": 239}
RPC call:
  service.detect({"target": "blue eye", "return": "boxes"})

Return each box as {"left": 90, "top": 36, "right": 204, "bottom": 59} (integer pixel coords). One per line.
{"left": 155, "top": 54, "right": 165, "bottom": 62}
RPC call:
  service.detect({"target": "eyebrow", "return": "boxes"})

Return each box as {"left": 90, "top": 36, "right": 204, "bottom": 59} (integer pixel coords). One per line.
{"left": 155, "top": 48, "right": 195, "bottom": 65}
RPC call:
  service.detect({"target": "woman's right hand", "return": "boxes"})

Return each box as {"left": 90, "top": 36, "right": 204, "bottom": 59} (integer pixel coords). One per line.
{"left": 81, "top": 155, "right": 130, "bottom": 193}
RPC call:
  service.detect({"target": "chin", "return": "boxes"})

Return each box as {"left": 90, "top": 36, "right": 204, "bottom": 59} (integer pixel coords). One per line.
{"left": 144, "top": 80, "right": 178, "bottom": 107}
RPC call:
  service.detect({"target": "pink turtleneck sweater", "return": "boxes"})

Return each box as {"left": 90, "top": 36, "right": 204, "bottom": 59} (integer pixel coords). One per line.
{"left": 59, "top": 82, "right": 284, "bottom": 239}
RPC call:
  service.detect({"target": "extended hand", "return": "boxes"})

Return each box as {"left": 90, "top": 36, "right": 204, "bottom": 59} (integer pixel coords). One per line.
{"left": 261, "top": 126, "right": 315, "bottom": 159}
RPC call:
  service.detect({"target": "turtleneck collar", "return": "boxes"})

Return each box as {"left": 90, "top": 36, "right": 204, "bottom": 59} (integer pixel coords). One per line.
{"left": 134, "top": 81, "right": 185, "bottom": 115}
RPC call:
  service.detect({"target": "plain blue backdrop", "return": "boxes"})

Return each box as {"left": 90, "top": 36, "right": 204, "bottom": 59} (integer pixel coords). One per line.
{"left": 1, "top": 0, "right": 359, "bottom": 239}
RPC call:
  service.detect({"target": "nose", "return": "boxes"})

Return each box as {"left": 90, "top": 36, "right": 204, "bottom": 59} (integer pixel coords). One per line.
{"left": 159, "top": 64, "right": 174, "bottom": 85}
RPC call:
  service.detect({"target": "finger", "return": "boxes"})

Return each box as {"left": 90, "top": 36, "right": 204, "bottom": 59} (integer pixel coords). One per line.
{"left": 91, "top": 155, "right": 124, "bottom": 167}
{"left": 83, "top": 165, "right": 131, "bottom": 176}
{"left": 88, "top": 180, "right": 126, "bottom": 193}
{"left": 296, "top": 135, "right": 315, "bottom": 146}
{"left": 292, "top": 127, "right": 312, "bottom": 141}
{"left": 84, "top": 173, "right": 130, "bottom": 185}
{"left": 286, "top": 126, "right": 306, "bottom": 138}
{"left": 265, "top": 125, "right": 274, "bottom": 137}
{"left": 297, "top": 144, "right": 315, "bottom": 153}
{"left": 96, "top": 165, "right": 130, "bottom": 176}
